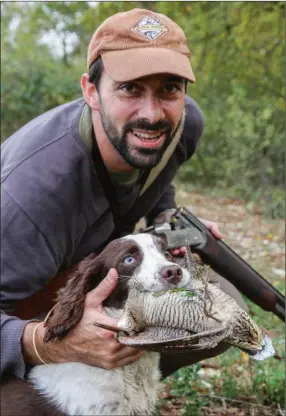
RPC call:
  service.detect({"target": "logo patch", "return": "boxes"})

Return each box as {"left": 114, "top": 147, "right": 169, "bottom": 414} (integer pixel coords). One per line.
{"left": 134, "top": 16, "right": 167, "bottom": 41}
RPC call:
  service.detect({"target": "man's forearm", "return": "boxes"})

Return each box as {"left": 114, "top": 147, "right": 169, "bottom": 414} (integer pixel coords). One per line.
{"left": 21, "top": 321, "right": 47, "bottom": 366}
{"left": 146, "top": 183, "right": 177, "bottom": 226}
{"left": 21, "top": 321, "right": 71, "bottom": 366}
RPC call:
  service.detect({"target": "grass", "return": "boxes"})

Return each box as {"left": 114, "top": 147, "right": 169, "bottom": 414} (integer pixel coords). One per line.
{"left": 159, "top": 331, "right": 285, "bottom": 414}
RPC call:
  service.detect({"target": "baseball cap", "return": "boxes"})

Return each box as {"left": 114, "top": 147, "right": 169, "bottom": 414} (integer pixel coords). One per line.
{"left": 87, "top": 8, "right": 195, "bottom": 83}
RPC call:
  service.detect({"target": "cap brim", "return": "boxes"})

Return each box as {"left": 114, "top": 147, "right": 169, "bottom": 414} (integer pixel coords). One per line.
{"left": 101, "top": 47, "right": 195, "bottom": 83}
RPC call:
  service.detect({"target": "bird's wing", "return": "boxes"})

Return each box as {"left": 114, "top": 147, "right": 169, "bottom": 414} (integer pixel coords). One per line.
{"left": 117, "top": 325, "right": 227, "bottom": 352}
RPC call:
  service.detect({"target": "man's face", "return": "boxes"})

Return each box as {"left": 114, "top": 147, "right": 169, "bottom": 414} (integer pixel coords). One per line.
{"left": 96, "top": 71, "right": 186, "bottom": 169}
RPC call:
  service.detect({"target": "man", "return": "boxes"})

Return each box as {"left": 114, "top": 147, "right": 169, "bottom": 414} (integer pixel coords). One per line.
{"left": 1, "top": 8, "right": 246, "bottom": 380}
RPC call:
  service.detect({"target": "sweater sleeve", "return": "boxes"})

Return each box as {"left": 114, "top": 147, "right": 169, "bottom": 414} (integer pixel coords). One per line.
{"left": 145, "top": 183, "right": 177, "bottom": 226}
{"left": 0, "top": 313, "right": 32, "bottom": 379}
{"left": 1, "top": 187, "right": 62, "bottom": 378}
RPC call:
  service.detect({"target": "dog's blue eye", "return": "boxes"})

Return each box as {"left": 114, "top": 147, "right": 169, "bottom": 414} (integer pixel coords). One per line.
{"left": 123, "top": 255, "right": 136, "bottom": 265}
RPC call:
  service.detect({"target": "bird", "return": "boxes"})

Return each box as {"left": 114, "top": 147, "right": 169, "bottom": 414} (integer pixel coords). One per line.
{"left": 98, "top": 264, "right": 275, "bottom": 361}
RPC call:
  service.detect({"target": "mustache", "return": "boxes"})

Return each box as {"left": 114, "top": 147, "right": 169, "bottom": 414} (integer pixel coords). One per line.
{"left": 123, "top": 119, "right": 172, "bottom": 133}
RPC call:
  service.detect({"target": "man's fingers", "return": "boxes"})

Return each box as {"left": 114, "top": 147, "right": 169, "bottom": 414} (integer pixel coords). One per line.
{"left": 115, "top": 345, "right": 144, "bottom": 361}
{"left": 170, "top": 246, "right": 187, "bottom": 257}
{"left": 113, "top": 350, "right": 145, "bottom": 368}
{"left": 86, "top": 268, "right": 118, "bottom": 307}
{"left": 199, "top": 218, "right": 223, "bottom": 240}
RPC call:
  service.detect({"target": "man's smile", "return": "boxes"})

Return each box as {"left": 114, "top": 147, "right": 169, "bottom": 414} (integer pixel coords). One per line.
{"left": 128, "top": 129, "right": 165, "bottom": 148}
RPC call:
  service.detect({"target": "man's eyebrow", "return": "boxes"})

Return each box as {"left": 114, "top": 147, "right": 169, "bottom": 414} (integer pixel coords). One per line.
{"left": 165, "top": 76, "right": 185, "bottom": 84}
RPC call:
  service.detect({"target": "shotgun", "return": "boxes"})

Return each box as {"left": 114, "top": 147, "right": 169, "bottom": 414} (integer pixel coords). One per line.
{"left": 141, "top": 207, "right": 285, "bottom": 322}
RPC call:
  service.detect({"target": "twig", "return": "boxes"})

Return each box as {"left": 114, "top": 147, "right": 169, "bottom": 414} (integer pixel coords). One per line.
{"left": 277, "top": 403, "right": 285, "bottom": 416}
{"left": 200, "top": 363, "right": 221, "bottom": 370}
{"left": 199, "top": 266, "right": 222, "bottom": 323}
{"left": 274, "top": 353, "right": 286, "bottom": 361}
{"left": 198, "top": 393, "right": 281, "bottom": 411}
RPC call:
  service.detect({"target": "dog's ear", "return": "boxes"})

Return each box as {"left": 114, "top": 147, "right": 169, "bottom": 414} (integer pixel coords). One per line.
{"left": 44, "top": 253, "right": 103, "bottom": 343}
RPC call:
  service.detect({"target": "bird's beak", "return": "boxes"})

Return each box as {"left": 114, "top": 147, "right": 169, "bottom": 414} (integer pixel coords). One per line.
{"left": 243, "top": 334, "right": 275, "bottom": 361}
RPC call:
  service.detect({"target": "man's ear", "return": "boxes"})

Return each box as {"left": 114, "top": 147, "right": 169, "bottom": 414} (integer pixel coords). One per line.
{"left": 44, "top": 253, "right": 103, "bottom": 343}
{"left": 81, "top": 73, "right": 100, "bottom": 110}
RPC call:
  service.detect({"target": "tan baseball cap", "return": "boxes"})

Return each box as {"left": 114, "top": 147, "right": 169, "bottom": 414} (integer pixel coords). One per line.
{"left": 87, "top": 8, "right": 195, "bottom": 83}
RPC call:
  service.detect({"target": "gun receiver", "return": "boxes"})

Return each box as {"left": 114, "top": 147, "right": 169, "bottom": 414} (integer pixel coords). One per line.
{"left": 147, "top": 207, "right": 285, "bottom": 322}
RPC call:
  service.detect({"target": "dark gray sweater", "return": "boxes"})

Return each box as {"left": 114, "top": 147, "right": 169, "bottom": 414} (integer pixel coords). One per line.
{"left": 1, "top": 97, "right": 203, "bottom": 378}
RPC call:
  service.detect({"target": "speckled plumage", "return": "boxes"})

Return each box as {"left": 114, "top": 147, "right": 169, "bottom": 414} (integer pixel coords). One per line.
{"left": 116, "top": 269, "right": 275, "bottom": 360}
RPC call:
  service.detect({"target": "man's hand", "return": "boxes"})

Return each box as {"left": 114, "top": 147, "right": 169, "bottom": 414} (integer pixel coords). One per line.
{"left": 153, "top": 209, "right": 223, "bottom": 257}
{"left": 171, "top": 218, "right": 223, "bottom": 257}
{"left": 171, "top": 217, "right": 223, "bottom": 257}
{"left": 199, "top": 218, "right": 223, "bottom": 240}
{"left": 22, "top": 269, "right": 144, "bottom": 369}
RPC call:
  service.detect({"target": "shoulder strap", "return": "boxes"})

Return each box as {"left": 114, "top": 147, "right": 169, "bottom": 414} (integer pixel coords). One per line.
{"left": 80, "top": 104, "right": 94, "bottom": 152}
{"left": 139, "top": 111, "right": 185, "bottom": 196}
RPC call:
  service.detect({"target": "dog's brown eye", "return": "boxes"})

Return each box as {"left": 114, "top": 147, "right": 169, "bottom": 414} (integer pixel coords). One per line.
{"left": 123, "top": 255, "right": 136, "bottom": 265}
{"left": 164, "top": 251, "right": 172, "bottom": 260}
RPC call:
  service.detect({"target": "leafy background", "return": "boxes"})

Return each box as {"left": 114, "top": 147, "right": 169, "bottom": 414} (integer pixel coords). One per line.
{"left": 1, "top": 2, "right": 285, "bottom": 414}
{"left": 1, "top": 1, "right": 284, "bottom": 218}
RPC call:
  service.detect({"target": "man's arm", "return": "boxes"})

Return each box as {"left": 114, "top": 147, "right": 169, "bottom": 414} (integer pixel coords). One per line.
{"left": 1, "top": 187, "right": 64, "bottom": 377}
{"left": 145, "top": 183, "right": 177, "bottom": 226}
{"left": 1, "top": 189, "right": 142, "bottom": 378}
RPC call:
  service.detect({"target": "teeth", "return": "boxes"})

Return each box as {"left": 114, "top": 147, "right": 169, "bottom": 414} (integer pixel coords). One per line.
{"left": 133, "top": 131, "right": 162, "bottom": 140}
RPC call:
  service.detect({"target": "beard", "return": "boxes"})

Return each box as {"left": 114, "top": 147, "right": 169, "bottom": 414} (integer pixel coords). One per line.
{"left": 98, "top": 100, "right": 179, "bottom": 169}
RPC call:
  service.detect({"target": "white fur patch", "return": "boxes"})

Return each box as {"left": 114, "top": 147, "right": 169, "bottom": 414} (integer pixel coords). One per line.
{"left": 124, "top": 233, "right": 191, "bottom": 291}
{"left": 29, "top": 352, "right": 160, "bottom": 415}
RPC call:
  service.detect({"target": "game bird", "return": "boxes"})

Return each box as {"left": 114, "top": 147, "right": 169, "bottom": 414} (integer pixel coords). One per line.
{"left": 100, "top": 264, "right": 275, "bottom": 361}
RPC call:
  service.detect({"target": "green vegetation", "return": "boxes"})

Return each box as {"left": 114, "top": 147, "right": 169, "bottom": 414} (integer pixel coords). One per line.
{"left": 160, "top": 298, "right": 285, "bottom": 415}
{"left": 1, "top": 2, "right": 284, "bottom": 218}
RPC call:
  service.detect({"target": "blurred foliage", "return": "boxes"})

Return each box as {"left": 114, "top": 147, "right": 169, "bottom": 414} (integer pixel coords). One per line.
{"left": 1, "top": 2, "right": 284, "bottom": 217}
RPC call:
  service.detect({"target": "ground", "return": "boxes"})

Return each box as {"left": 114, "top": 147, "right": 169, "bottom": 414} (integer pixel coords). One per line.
{"left": 156, "top": 184, "right": 285, "bottom": 416}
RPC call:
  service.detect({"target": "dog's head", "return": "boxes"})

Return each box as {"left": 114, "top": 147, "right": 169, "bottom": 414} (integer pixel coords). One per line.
{"left": 44, "top": 233, "right": 195, "bottom": 342}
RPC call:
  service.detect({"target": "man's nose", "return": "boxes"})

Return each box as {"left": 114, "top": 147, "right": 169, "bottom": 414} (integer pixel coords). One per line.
{"left": 137, "top": 95, "right": 165, "bottom": 125}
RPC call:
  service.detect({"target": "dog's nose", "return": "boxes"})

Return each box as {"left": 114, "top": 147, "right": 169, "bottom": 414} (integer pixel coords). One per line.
{"left": 159, "top": 266, "right": 182, "bottom": 285}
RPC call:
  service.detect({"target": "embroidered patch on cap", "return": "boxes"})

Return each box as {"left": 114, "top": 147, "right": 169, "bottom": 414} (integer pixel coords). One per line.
{"left": 134, "top": 16, "right": 167, "bottom": 41}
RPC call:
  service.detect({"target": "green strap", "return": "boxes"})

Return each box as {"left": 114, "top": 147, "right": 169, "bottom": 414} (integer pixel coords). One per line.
{"left": 79, "top": 104, "right": 93, "bottom": 152}
{"left": 139, "top": 111, "right": 185, "bottom": 196}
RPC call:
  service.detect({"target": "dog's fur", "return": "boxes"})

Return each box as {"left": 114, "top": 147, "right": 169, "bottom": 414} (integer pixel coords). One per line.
{"left": 1, "top": 234, "right": 193, "bottom": 416}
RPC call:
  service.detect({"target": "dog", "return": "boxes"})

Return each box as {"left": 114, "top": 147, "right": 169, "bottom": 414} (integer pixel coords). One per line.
{"left": 1, "top": 233, "right": 193, "bottom": 416}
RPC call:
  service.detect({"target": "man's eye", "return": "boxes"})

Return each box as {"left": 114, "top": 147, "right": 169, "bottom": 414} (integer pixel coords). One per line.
{"left": 120, "top": 83, "right": 139, "bottom": 94}
{"left": 163, "top": 84, "right": 182, "bottom": 94}
{"left": 123, "top": 255, "right": 136, "bottom": 265}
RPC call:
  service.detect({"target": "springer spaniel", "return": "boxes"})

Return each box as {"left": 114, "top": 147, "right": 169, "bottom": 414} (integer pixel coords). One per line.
{"left": 1, "top": 233, "right": 194, "bottom": 416}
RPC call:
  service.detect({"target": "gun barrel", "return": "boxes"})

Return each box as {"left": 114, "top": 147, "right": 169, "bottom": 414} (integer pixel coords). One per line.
{"left": 178, "top": 208, "right": 285, "bottom": 323}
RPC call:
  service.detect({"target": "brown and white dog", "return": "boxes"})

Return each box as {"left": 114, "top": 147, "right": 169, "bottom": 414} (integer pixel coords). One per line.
{"left": 1, "top": 233, "right": 194, "bottom": 416}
